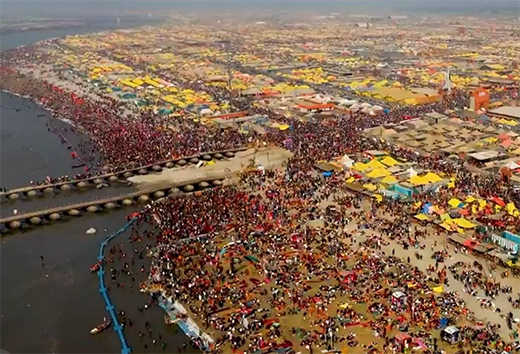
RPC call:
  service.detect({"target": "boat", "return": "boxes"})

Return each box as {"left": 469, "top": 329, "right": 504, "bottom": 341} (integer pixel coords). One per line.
{"left": 90, "top": 263, "right": 100, "bottom": 272}
{"left": 72, "top": 162, "right": 85, "bottom": 168}
{"left": 90, "top": 318, "right": 111, "bottom": 334}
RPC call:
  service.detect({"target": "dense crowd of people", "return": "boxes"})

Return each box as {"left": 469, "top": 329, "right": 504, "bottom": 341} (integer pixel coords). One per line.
{"left": 1, "top": 41, "right": 520, "bottom": 354}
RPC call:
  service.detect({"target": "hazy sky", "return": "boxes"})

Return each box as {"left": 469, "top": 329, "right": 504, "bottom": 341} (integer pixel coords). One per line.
{"left": 1, "top": 0, "right": 518, "bottom": 18}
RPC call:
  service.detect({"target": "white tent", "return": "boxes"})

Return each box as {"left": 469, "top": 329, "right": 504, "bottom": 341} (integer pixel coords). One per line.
{"left": 339, "top": 99, "right": 358, "bottom": 106}
{"left": 361, "top": 106, "right": 371, "bottom": 114}
{"left": 372, "top": 105, "right": 384, "bottom": 111}
{"left": 504, "top": 161, "right": 520, "bottom": 170}
{"left": 361, "top": 102, "right": 372, "bottom": 108}
{"left": 407, "top": 167, "right": 417, "bottom": 178}
{"left": 350, "top": 103, "right": 360, "bottom": 111}
{"left": 199, "top": 108, "right": 213, "bottom": 117}
{"left": 340, "top": 155, "right": 354, "bottom": 168}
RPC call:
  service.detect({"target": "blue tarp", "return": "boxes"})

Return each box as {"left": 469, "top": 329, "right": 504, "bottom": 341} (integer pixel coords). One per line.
{"left": 393, "top": 184, "right": 414, "bottom": 198}
{"left": 422, "top": 203, "right": 432, "bottom": 214}
{"left": 502, "top": 231, "right": 520, "bottom": 245}
{"left": 322, "top": 171, "right": 333, "bottom": 177}
{"left": 380, "top": 189, "right": 402, "bottom": 200}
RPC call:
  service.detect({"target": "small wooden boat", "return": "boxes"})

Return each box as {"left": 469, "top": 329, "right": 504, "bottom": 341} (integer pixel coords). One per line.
{"left": 72, "top": 162, "right": 85, "bottom": 168}
{"left": 90, "top": 318, "right": 111, "bottom": 334}
{"left": 90, "top": 263, "right": 100, "bottom": 273}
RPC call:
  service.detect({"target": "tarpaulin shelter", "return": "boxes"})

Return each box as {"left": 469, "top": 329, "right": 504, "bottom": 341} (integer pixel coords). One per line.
{"left": 367, "top": 168, "right": 391, "bottom": 178}
{"left": 491, "top": 196, "right": 506, "bottom": 207}
{"left": 380, "top": 156, "right": 399, "bottom": 167}
{"left": 448, "top": 198, "right": 464, "bottom": 209}
{"left": 380, "top": 175, "right": 398, "bottom": 184}
{"left": 363, "top": 183, "right": 378, "bottom": 192}
{"left": 452, "top": 218, "right": 476, "bottom": 229}
{"left": 340, "top": 155, "right": 354, "bottom": 168}
{"left": 422, "top": 203, "right": 433, "bottom": 214}
{"left": 414, "top": 214, "right": 430, "bottom": 221}
{"left": 353, "top": 162, "right": 369, "bottom": 171}
{"left": 365, "top": 159, "right": 387, "bottom": 170}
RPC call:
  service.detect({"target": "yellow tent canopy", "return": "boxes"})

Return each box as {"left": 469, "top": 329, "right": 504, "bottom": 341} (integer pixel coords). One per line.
{"left": 367, "top": 168, "right": 391, "bottom": 178}
{"left": 452, "top": 218, "right": 476, "bottom": 229}
{"left": 414, "top": 214, "right": 430, "bottom": 221}
{"left": 353, "top": 162, "right": 369, "bottom": 171}
{"left": 365, "top": 159, "right": 387, "bottom": 170}
{"left": 380, "top": 156, "right": 399, "bottom": 167}
{"left": 363, "top": 183, "right": 377, "bottom": 192}
{"left": 380, "top": 175, "right": 398, "bottom": 184}
{"left": 465, "top": 196, "right": 476, "bottom": 203}
{"left": 424, "top": 172, "right": 442, "bottom": 183}
{"left": 448, "top": 198, "right": 464, "bottom": 208}
{"left": 409, "top": 175, "right": 426, "bottom": 185}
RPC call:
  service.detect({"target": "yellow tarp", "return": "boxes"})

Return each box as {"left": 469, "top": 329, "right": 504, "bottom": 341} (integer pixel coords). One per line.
{"left": 373, "top": 194, "right": 383, "bottom": 203}
{"left": 366, "top": 159, "right": 387, "bottom": 170}
{"left": 452, "top": 218, "right": 476, "bottom": 229}
{"left": 363, "top": 183, "right": 377, "bottom": 192}
{"left": 346, "top": 177, "right": 356, "bottom": 183}
{"left": 439, "top": 222, "right": 453, "bottom": 231}
{"left": 432, "top": 285, "right": 444, "bottom": 293}
{"left": 424, "top": 172, "right": 442, "bottom": 183}
{"left": 465, "top": 196, "right": 476, "bottom": 203}
{"left": 409, "top": 175, "right": 426, "bottom": 185}
{"left": 448, "top": 198, "right": 463, "bottom": 208}
{"left": 353, "top": 162, "right": 369, "bottom": 172}
{"left": 380, "top": 156, "right": 399, "bottom": 167}
{"left": 414, "top": 214, "right": 429, "bottom": 221}
{"left": 367, "top": 168, "right": 391, "bottom": 178}
{"left": 278, "top": 124, "right": 290, "bottom": 131}
{"left": 380, "top": 175, "right": 398, "bottom": 184}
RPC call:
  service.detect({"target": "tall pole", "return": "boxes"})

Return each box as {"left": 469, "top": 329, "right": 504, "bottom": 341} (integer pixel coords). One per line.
{"left": 225, "top": 40, "right": 235, "bottom": 112}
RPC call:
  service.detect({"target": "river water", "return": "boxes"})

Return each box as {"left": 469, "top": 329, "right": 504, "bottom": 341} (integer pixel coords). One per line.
{"left": 0, "top": 26, "right": 189, "bottom": 354}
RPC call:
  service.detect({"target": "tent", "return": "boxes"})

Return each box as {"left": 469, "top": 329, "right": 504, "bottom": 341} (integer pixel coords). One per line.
{"left": 407, "top": 167, "right": 417, "bottom": 178}
{"left": 422, "top": 202, "right": 433, "bottom": 214}
{"left": 503, "top": 161, "right": 520, "bottom": 170}
{"left": 340, "top": 155, "right": 354, "bottom": 168}
{"left": 353, "top": 162, "right": 369, "bottom": 171}
{"left": 363, "top": 183, "right": 378, "bottom": 191}
{"left": 448, "top": 198, "right": 464, "bottom": 209}
{"left": 367, "top": 168, "right": 391, "bottom": 178}
{"left": 380, "top": 156, "right": 399, "bottom": 167}
{"left": 380, "top": 175, "right": 398, "bottom": 184}
{"left": 414, "top": 214, "right": 430, "bottom": 221}
{"left": 452, "top": 218, "right": 476, "bottom": 229}
{"left": 423, "top": 172, "right": 442, "bottom": 183}
{"left": 366, "top": 159, "right": 387, "bottom": 170}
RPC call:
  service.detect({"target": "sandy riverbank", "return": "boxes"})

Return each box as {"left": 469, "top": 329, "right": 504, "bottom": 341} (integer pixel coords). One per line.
{"left": 128, "top": 146, "right": 294, "bottom": 190}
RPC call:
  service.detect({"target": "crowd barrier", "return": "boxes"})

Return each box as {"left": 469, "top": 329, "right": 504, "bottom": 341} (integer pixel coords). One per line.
{"left": 96, "top": 217, "right": 137, "bottom": 354}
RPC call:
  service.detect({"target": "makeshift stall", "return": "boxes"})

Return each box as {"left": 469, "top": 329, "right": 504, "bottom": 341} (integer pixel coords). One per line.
{"left": 394, "top": 333, "right": 412, "bottom": 351}
{"left": 391, "top": 291, "right": 407, "bottom": 309}
{"left": 441, "top": 325, "right": 461, "bottom": 344}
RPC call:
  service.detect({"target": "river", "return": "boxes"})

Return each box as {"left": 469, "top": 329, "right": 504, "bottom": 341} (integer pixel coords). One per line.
{"left": 0, "top": 25, "right": 189, "bottom": 354}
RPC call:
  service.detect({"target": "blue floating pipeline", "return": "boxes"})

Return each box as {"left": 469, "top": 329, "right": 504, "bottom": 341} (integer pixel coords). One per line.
{"left": 95, "top": 217, "right": 137, "bottom": 354}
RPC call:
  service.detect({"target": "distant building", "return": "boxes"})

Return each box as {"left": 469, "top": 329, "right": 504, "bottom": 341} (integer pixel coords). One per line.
{"left": 354, "top": 23, "right": 373, "bottom": 28}
{"left": 389, "top": 15, "right": 409, "bottom": 21}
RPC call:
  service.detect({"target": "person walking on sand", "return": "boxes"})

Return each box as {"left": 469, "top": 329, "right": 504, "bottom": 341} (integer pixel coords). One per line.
{"left": 40, "top": 255, "right": 44, "bottom": 267}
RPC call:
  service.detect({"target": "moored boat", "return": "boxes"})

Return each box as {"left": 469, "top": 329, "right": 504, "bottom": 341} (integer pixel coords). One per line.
{"left": 90, "top": 263, "right": 100, "bottom": 272}
{"left": 90, "top": 318, "right": 111, "bottom": 334}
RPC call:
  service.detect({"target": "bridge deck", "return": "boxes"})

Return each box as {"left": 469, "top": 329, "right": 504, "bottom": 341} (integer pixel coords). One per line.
{"left": 0, "top": 147, "right": 245, "bottom": 196}
{"left": 0, "top": 175, "right": 224, "bottom": 225}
